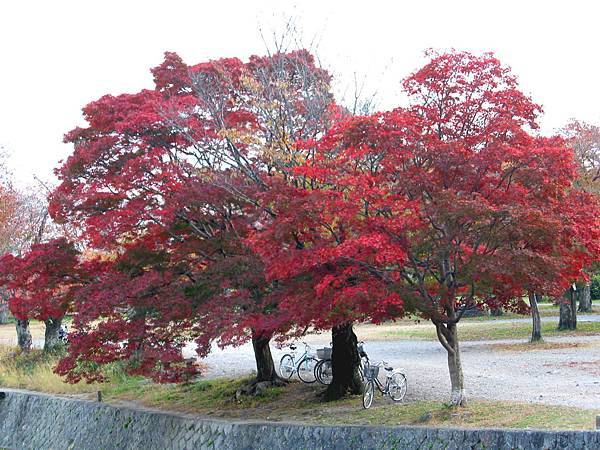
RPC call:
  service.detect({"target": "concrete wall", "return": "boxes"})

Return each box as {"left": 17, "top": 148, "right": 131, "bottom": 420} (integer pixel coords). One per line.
{"left": 0, "top": 389, "right": 599, "bottom": 449}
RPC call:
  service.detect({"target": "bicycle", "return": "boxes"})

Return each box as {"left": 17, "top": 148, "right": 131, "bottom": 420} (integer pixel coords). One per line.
{"left": 278, "top": 342, "right": 318, "bottom": 383}
{"left": 315, "top": 341, "right": 367, "bottom": 385}
{"left": 357, "top": 341, "right": 369, "bottom": 380}
{"left": 314, "top": 346, "right": 333, "bottom": 384}
{"left": 362, "top": 361, "right": 407, "bottom": 409}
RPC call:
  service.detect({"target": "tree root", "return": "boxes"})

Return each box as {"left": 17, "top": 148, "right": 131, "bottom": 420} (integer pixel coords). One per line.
{"left": 234, "top": 376, "right": 289, "bottom": 399}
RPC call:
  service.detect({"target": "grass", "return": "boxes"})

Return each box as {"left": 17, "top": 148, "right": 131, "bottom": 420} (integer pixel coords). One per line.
{"left": 0, "top": 346, "right": 101, "bottom": 394}
{"left": 488, "top": 340, "right": 591, "bottom": 352}
{"left": 0, "top": 345, "right": 598, "bottom": 430}
{"left": 357, "top": 319, "right": 600, "bottom": 342}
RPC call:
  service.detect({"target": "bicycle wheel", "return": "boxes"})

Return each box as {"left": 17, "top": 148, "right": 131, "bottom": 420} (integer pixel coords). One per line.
{"left": 316, "top": 359, "right": 332, "bottom": 385}
{"left": 362, "top": 380, "right": 375, "bottom": 409}
{"left": 297, "top": 356, "right": 318, "bottom": 383}
{"left": 388, "top": 372, "right": 407, "bottom": 402}
{"left": 279, "top": 354, "right": 295, "bottom": 379}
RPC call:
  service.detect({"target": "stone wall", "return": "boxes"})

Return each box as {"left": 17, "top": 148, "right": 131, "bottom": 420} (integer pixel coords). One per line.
{"left": 0, "top": 389, "right": 599, "bottom": 449}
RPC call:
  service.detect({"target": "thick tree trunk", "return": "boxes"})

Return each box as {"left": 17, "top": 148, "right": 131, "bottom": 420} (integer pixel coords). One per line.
{"left": 44, "top": 316, "right": 63, "bottom": 351}
{"left": 529, "top": 292, "right": 542, "bottom": 342}
{"left": 251, "top": 332, "right": 278, "bottom": 382}
{"left": 578, "top": 282, "right": 592, "bottom": 313}
{"left": 16, "top": 318, "right": 32, "bottom": 352}
{"left": 558, "top": 288, "right": 577, "bottom": 330}
{"left": 325, "top": 322, "right": 362, "bottom": 401}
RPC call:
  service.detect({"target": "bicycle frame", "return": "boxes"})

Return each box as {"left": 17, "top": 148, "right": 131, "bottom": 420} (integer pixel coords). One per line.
{"left": 366, "top": 363, "right": 394, "bottom": 395}
{"left": 285, "top": 344, "right": 313, "bottom": 375}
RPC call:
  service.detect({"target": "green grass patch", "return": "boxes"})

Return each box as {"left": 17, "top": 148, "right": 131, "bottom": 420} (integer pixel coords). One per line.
{"left": 374, "top": 319, "right": 600, "bottom": 342}
{"left": 322, "top": 399, "right": 599, "bottom": 430}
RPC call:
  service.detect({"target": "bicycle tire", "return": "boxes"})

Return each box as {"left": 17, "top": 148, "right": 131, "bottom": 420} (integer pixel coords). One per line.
{"left": 279, "top": 354, "right": 295, "bottom": 379}
{"left": 315, "top": 359, "right": 332, "bottom": 385}
{"left": 362, "top": 380, "right": 375, "bottom": 409}
{"left": 297, "top": 356, "right": 318, "bottom": 383}
{"left": 388, "top": 372, "right": 407, "bottom": 402}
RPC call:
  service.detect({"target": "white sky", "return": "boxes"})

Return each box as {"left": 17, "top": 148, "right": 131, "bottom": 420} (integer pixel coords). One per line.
{"left": 1, "top": 0, "right": 599, "bottom": 185}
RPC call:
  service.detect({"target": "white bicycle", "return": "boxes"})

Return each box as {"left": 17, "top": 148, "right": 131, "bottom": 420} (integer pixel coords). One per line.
{"left": 278, "top": 342, "right": 318, "bottom": 383}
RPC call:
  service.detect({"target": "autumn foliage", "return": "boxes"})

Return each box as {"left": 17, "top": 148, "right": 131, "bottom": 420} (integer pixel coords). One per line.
{"left": 1, "top": 48, "right": 598, "bottom": 404}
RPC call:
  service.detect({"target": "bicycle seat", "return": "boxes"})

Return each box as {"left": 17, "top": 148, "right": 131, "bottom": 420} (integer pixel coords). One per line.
{"left": 384, "top": 366, "right": 393, "bottom": 371}
{"left": 290, "top": 344, "right": 297, "bottom": 350}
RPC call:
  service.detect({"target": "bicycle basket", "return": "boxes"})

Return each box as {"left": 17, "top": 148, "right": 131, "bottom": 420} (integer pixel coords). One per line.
{"left": 317, "top": 347, "right": 332, "bottom": 360}
{"left": 364, "top": 365, "right": 379, "bottom": 380}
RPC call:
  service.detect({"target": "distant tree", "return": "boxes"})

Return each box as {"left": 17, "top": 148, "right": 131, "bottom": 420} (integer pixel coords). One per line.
{"left": 560, "top": 121, "right": 600, "bottom": 314}
{"left": 0, "top": 238, "right": 80, "bottom": 351}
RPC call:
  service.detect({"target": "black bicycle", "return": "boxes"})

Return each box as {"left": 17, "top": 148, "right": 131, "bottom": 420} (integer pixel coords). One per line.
{"left": 314, "top": 346, "right": 332, "bottom": 384}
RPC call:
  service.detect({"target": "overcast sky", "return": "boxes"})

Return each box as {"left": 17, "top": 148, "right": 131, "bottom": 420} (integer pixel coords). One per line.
{"left": 1, "top": 0, "right": 599, "bottom": 185}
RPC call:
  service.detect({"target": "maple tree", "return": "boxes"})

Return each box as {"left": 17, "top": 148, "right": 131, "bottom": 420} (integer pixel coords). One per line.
{"left": 253, "top": 51, "right": 600, "bottom": 405}
{"left": 50, "top": 49, "right": 338, "bottom": 387}
{"left": 0, "top": 238, "right": 80, "bottom": 351}
{"left": 559, "top": 120, "right": 600, "bottom": 315}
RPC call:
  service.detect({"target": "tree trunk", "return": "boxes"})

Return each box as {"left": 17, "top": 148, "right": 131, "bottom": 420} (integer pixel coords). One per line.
{"left": 0, "top": 304, "right": 9, "bottom": 324}
{"left": 44, "top": 316, "right": 63, "bottom": 352}
{"left": 251, "top": 331, "right": 278, "bottom": 382}
{"left": 529, "top": 292, "right": 542, "bottom": 342}
{"left": 0, "top": 288, "right": 9, "bottom": 324}
{"left": 325, "top": 322, "right": 362, "bottom": 401}
{"left": 578, "top": 282, "right": 592, "bottom": 313}
{"left": 434, "top": 320, "right": 466, "bottom": 406}
{"left": 558, "top": 288, "right": 577, "bottom": 330}
{"left": 446, "top": 324, "right": 466, "bottom": 406}
{"left": 489, "top": 307, "right": 503, "bottom": 317}
{"left": 235, "top": 330, "right": 286, "bottom": 398}
{"left": 16, "top": 318, "right": 32, "bottom": 352}
{"left": 570, "top": 287, "right": 578, "bottom": 328}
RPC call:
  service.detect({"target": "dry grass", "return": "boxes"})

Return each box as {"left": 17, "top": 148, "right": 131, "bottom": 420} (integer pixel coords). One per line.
{"left": 488, "top": 341, "right": 591, "bottom": 352}
{"left": 0, "top": 346, "right": 101, "bottom": 395}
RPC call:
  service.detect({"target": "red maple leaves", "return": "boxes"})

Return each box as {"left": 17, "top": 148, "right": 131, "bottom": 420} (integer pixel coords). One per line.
{"left": 1, "top": 49, "right": 598, "bottom": 392}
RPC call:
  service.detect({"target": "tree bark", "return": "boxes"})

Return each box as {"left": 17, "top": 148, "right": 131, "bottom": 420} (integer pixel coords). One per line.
{"left": 251, "top": 331, "right": 279, "bottom": 382}
{"left": 325, "top": 322, "right": 362, "bottom": 401}
{"left": 0, "top": 304, "right": 9, "bottom": 324}
{"left": 570, "top": 286, "right": 578, "bottom": 328}
{"left": 0, "top": 288, "right": 9, "bottom": 324}
{"left": 43, "top": 316, "right": 63, "bottom": 351}
{"left": 16, "top": 318, "right": 32, "bottom": 352}
{"left": 558, "top": 287, "right": 577, "bottom": 330}
{"left": 235, "top": 330, "right": 286, "bottom": 398}
{"left": 529, "top": 292, "right": 542, "bottom": 342}
{"left": 446, "top": 323, "right": 466, "bottom": 406}
{"left": 489, "top": 307, "right": 503, "bottom": 317}
{"left": 578, "top": 282, "right": 592, "bottom": 313}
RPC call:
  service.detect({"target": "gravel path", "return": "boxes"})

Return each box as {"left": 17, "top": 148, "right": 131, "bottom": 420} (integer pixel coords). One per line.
{"left": 190, "top": 334, "right": 600, "bottom": 410}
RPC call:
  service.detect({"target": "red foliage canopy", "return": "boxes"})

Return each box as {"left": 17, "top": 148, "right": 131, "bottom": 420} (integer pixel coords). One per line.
{"left": 252, "top": 51, "right": 600, "bottom": 326}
